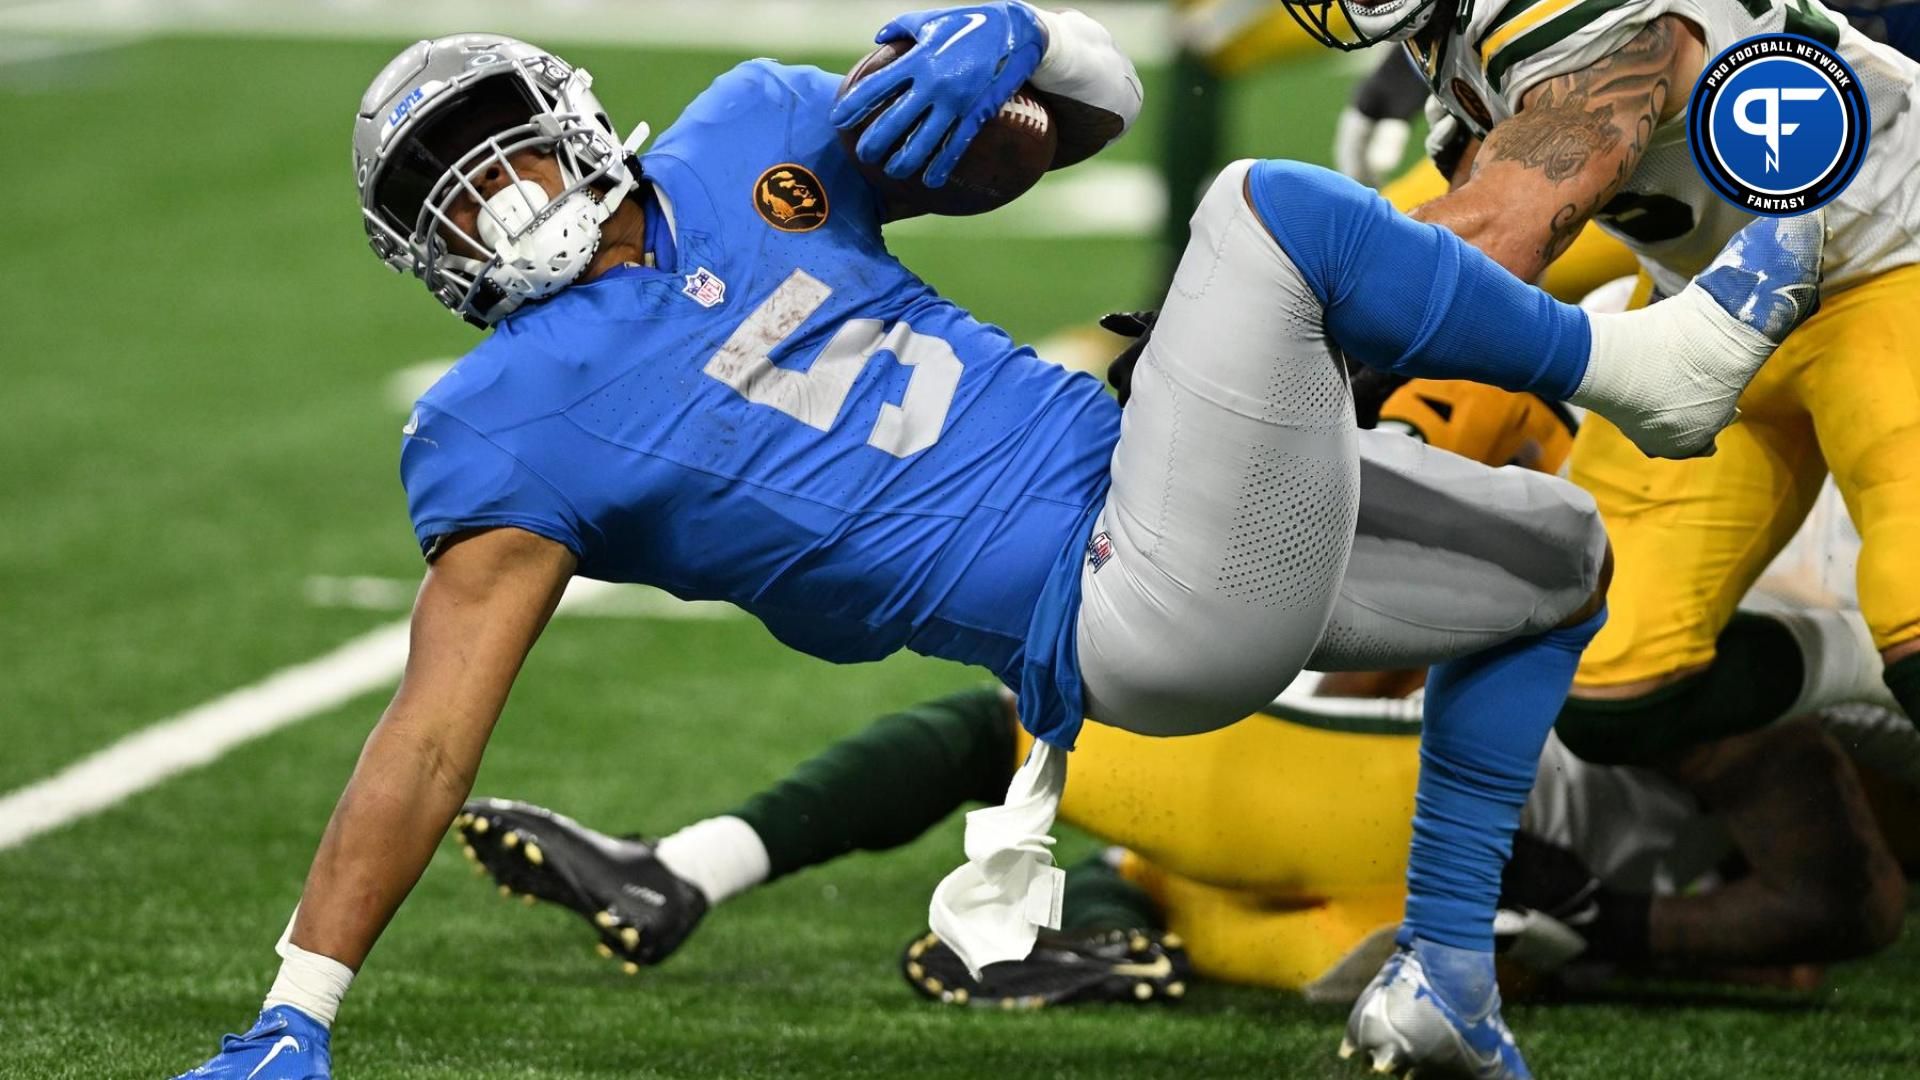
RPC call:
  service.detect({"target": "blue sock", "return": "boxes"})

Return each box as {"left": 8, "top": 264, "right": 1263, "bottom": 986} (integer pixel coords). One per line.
{"left": 1403, "top": 606, "right": 1608, "bottom": 953}
{"left": 1244, "top": 158, "right": 1591, "bottom": 400}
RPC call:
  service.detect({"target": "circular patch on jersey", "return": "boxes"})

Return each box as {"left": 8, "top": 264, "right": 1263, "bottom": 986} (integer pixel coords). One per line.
{"left": 1686, "top": 33, "right": 1869, "bottom": 216}
{"left": 753, "top": 163, "right": 829, "bottom": 232}
{"left": 1448, "top": 79, "right": 1495, "bottom": 134}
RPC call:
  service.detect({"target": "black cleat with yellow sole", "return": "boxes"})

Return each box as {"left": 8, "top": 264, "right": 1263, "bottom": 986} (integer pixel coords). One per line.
{"left": 454, "top": 797, "right": 708, "bottom": 974}
{"left": 901, "top": 927, "right": 1192, "bottom": 1009}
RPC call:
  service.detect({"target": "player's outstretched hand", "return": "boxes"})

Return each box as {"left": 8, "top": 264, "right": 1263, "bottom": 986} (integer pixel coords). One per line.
{"left": 170, "top": 1006, "right": 331, "bottom": 1080}
{"left": 830, "top": 3, "right": 1047, "bottom": 188}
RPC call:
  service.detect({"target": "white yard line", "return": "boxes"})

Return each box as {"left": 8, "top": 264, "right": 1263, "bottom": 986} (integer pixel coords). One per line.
{"left": 0, "top": 622, "right": 412, "bottom": 852}
{"left": 0, "top": 578, "right": 618, "bottom": 853}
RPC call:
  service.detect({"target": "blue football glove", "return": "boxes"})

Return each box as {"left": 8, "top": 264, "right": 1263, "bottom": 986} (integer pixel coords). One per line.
{"left": 830, "top": 3, "right": 1048, "bottom": 188}
{"left": 171, "top": 1006, "right": 331, "bottom": 1080}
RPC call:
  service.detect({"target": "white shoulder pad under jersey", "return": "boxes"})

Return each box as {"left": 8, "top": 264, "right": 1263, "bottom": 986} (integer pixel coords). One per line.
{"left": 1416, "top": 0, "right": 1920, "bottom": 295}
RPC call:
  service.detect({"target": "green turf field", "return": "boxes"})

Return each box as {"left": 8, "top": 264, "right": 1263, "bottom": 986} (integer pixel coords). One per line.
{"left": 2, "top": 30, "right": 1917, "bottom": 1080}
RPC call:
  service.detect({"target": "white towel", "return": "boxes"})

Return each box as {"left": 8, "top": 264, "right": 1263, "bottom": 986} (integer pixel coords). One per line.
{"left": 927, "top": 739, "right": 1069, "bottom": 979}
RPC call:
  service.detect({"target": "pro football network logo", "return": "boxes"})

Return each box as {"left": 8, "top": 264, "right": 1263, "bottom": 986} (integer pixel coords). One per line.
{"left": 1687, "top": 33, "right": 1869, "bottom": 216}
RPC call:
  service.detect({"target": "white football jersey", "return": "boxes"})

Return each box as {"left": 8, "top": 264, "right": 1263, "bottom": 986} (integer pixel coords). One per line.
{"left": 1414, "top": 0, "right": 1920, "bottom": 295}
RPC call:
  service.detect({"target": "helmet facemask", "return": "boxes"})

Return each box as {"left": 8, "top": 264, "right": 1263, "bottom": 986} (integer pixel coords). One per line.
{"left": 414, "top": 115, "right": 636, "bottom": 326}
{"left": 1280, "top": 0, "right": 1438, "bottom": 49}
{"left": 358, "top": 41, "right": 648, "bottom": 327}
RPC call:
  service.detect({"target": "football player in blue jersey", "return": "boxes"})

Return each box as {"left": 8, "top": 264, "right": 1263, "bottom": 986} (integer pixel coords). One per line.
{"left": 171, "top": 5, "right": 1824, "bottom": 1077}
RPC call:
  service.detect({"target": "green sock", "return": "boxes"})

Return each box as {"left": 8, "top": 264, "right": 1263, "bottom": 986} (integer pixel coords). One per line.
{"left": 1557, "top": 612, "right": 1805, "bottom": 765}
{"left": 728, "top": 687, "right": 1016, "bottom": 881}
{"left": 1059, "top": 854, "right": 1162, "bottom": 933}
{"left": 1884, "top": 651, "right": 1920, "bottom": 724}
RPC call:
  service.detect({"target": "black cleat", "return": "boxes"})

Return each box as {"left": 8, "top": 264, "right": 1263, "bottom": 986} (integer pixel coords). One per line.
{"left": 454, "top": 797, "right": 708, "bottom": 972}
{"left": 1495, "top": 832, "right": 1599, "bottom": 974}
{"left": 900, "top": 927, "right": 1192, "bottom": 1009}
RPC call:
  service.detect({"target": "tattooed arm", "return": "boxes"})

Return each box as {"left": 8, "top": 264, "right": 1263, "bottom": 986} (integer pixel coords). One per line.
{"left": 1411, "top": 15, "right": 1701, "bottom": 281}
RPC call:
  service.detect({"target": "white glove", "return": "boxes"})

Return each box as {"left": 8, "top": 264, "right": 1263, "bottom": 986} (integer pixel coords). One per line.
{"left": 1334, "top": 52, "right": 1429, "bottom": 186}
{"left": 1334, "top": 106, "right": 1413, "bottom": 188}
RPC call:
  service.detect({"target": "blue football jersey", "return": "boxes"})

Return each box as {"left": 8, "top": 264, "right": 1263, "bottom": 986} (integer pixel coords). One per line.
{"left": 401, "top": 60, "right": 1121, "bottom": 747}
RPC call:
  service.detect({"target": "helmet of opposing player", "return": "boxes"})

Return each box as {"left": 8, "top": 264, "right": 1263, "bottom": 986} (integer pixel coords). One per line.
{"left": 1280, "top": 0, "right": 1455, "bottom": 49}
{"left": 353, "top": 33, "right": 650, "bottom": 327}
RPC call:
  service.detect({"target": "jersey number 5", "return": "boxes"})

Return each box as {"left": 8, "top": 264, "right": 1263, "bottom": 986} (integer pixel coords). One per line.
{"left": 702, "top": 269, "right": 963, "bottom": 458}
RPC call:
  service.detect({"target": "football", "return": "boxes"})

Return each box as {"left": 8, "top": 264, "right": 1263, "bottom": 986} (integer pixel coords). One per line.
{"left": 836, "top": 39, "right": 1058, "bottom": 216}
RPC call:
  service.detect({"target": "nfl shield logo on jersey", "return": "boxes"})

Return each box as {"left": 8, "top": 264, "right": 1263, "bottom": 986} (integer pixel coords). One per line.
{"left": 1086, "top": 531, "right": 1115, "bottom": 573}
{"left": 682, "top": 267, "right": 727, "bottom": 308}
{"left": 1687, "top": 33, "right": 1870, "bottom": 215}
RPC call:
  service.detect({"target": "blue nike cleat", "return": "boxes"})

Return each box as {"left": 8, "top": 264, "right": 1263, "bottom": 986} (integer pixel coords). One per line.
{"left": 1693, "top": 209, "right": 1826, "bottom": 344}
{"left": 171, "top": 1005, "right": 330, "bottom": 1080}
{"left": 1340, "top": 934, "right": 1531, "bottom": 1079}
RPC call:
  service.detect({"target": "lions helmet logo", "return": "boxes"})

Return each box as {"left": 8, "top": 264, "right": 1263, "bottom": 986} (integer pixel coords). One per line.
{"left": 753, "top": 164, "right": 829, "bottom": 232}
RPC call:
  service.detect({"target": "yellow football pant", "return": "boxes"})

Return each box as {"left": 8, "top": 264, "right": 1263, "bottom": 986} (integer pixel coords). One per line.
{"left": 1019, "top": 716, "right": 1419, "bottom": 991}
{"left": 1574, "top": 263, "right": 1920, "bottom": 685}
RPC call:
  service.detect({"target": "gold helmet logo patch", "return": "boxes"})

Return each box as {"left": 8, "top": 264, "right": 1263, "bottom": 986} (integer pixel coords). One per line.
{"left": 753, "top": 163, "right": 829, "bottom": 232}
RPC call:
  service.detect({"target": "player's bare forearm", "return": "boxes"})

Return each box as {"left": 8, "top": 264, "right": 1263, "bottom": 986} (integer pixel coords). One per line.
{"left": 1411, "top": 16, "right": 1695, "bottom": 280}
{"left": 1649, "top": 720, "right": 1906, "bottom": 965}
{"left": 287, "top": 528, "right": 575, "bottom": 969}
{"left": 289, "top": 714, "right": 488, "bottom": 969}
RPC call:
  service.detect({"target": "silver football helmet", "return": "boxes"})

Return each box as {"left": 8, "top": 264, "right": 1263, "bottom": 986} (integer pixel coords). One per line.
{"left": 353, "top": 33, "right": 650, "bottom": 327}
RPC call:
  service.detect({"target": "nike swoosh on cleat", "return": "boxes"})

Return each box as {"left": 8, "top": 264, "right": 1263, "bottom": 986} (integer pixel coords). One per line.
{"left": 246, "top": 1036, "right": 301, "bottom": 1080}
{"left": 935, "top": 12, "right": 989, "bottom": 55}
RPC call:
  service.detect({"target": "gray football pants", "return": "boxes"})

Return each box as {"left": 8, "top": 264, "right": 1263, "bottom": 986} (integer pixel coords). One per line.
{"left": 1075, "top": 161, "right": 1608, "bottom": 738}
